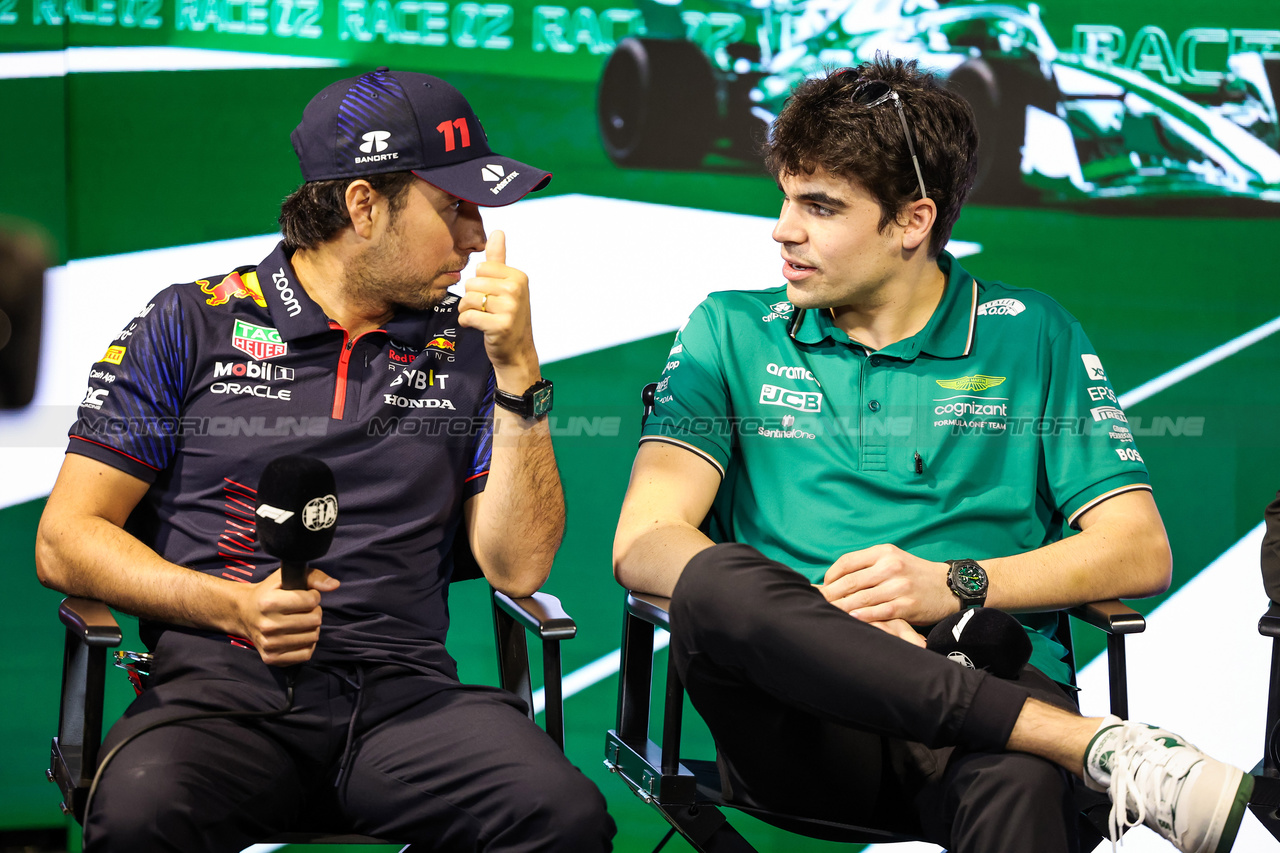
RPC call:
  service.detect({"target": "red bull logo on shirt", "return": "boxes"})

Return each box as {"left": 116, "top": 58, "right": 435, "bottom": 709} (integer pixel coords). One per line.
{"left": 425, "top": 336, "right": 457, "bottom": 354}
{"left": 200, "top": 272, "right": 269, "bottom": 308}
{"left": 232, "top": 320, "right": 287, "bottom": 361}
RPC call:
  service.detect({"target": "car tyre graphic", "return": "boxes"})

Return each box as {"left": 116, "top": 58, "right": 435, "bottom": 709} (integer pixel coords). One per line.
{"left": 598, "top": 37, "right": 716, "bottom": 169}
{"left": 948, "top": 58, "right": 1058, "bottom": 205}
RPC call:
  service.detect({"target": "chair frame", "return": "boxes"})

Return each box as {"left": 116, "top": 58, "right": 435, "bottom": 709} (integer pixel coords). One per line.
{"left": 605, "top": 590, "right": 1147, "bottom": 851}
{"left": 48, "top": 580, "right": 575, "bottom": 846}
{"left": 604, "top": 381, "right": 1150, "bottom": 851}
{"left": 1250, "top": 602, "right": 1280, "bottom": 840}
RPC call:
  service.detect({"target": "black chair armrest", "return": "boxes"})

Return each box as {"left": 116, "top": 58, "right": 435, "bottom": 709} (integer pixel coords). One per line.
{"left": 625, "top": 592, "right": 672, "bottom": 631}
{"left": 1067, "top": 599, "right": 1144, "bottom": 719}
{"left": 1067, "top": 599, "right": 1146, "bottom": 635}
{"left": 1259, "top": 602, "right": 1280, "bottom": 638}
{"left": 58, "top": 597, "right": 123, "bottom": 647}
{"left": 490, "top": 589, "right": 577, "bottom": 753}
{"left": 51, "top": 597, "right": 122, "bottom": 822}
{"left": 495, "top": 591, "right": 577, "bottom": 641}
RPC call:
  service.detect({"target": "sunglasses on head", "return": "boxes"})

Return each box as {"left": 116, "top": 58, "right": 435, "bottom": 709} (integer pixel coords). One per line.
{"left": 850, "top": 79, "right": 928, "bottom": 201}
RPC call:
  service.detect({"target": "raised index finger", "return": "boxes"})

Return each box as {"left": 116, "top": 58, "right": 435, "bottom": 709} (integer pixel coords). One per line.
{"left": 485, "top": 230, "right": 506, "bottom": 267}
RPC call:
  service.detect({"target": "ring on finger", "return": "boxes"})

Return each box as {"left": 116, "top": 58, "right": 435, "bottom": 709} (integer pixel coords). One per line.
{"left": 480, "top": 294, "right": 489, "bottom": 312}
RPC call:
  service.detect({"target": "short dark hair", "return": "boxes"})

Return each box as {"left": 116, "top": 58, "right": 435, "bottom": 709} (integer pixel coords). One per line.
{"left": 764, "top": 57, "right": 978, "bottom": 258}
{"left": 278, "top": 171, "right": 419, "bottom": 251}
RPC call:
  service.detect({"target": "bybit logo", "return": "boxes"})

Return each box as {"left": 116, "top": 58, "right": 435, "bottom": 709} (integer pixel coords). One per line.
{"left": 360, "top": 131, "right": 391, "bottom": 153}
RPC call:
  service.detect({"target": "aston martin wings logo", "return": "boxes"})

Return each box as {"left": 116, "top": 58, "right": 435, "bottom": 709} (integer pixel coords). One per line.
{"left": 936, "top": 375, "right": 1007, "bottom": 392}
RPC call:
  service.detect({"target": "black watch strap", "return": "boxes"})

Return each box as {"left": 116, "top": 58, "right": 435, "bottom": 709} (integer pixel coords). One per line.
{"left": 493, "top": 378, "right": 553, "bottom": 419}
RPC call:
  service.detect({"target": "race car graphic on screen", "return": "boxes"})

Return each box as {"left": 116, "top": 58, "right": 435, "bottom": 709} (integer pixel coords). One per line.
{"left": 596, "top": 0, "right": 1280, "bottom": 206}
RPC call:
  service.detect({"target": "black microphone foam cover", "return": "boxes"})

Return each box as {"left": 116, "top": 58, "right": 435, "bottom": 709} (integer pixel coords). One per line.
{"left": 255, "top": 455, "right": 339, "bottom": 563}
{"left": 926, "top": 607, "right": 1032, "bottom": 680}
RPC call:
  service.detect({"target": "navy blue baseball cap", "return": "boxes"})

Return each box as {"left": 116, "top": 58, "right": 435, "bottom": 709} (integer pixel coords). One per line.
{"left": 291, "top": 67, "right": 551, "bottom": 207}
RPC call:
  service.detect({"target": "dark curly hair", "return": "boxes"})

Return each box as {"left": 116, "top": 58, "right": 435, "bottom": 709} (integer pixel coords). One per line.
{"left": 278, "top": 171, "right": 419, "bottom": 251}
{"left": 765, "top": 57, "right": 979, "bottom": 258}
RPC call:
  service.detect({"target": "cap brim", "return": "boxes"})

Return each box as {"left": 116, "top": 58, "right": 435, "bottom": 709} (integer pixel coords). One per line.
{"left": 412, "top": 155, "right": 551, "bottom": 207}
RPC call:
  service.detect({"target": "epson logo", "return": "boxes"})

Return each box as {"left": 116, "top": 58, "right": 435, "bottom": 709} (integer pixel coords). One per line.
{"left": 272, "top": 268, "right": 302, "bottom": 318}
{"left": 214, "top": 362, "right": 295, "bottom": 381}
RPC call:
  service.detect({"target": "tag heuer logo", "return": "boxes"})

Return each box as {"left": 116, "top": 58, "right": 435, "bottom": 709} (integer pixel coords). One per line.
{"left": 481, "top": 164, "right": 505, "bottom": 182}
{"left": 360, "top": 130, "right": 391, "bottom": 153}
{"left": 936, "top": 375, "right": 1006, "bottom": 392}
{"left": 232, "top": 320, "right": 287, "bottom": 361}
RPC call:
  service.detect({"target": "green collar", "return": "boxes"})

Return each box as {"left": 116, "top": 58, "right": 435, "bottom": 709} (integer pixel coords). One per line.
{"left": 788, "top": 250, "right": 977, "bottom": 361}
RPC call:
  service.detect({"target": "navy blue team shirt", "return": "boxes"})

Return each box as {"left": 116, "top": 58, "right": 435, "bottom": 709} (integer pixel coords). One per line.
{"left": 68, "top": 241, "right": 495, "bottom": 679}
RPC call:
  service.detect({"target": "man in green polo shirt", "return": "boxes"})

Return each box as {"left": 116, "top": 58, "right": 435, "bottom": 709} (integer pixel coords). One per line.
{"left": 613, "top": 57, "right": 1252, "bottom": 853}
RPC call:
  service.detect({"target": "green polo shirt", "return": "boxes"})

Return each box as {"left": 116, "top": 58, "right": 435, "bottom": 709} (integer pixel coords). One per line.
{"left": 642, "top": 251, "right": 1151, "bottom": 684}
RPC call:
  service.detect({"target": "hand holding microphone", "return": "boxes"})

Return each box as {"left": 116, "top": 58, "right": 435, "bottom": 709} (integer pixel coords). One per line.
{"left": 243, "top": 456, "right": 341, "bottom": 666}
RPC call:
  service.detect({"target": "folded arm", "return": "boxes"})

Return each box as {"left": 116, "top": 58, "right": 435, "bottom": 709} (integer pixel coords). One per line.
{"left": 821, "top": 488, "right": 1172, "bottom": 625}
{"left": 613, "top": 440, "right": 722, "bottom": 598}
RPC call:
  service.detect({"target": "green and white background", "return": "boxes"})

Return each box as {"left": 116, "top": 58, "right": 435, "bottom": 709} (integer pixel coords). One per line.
{"left": 2, "top": 0, "right": 1279, "bottom": 849}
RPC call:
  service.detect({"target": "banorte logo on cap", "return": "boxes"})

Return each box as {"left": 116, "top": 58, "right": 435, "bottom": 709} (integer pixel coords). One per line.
{"left": 481, "top": 163, "right": 520, "bottom": 195}
{"left": 356, "top": 130, "right": 398, "bottom": 165}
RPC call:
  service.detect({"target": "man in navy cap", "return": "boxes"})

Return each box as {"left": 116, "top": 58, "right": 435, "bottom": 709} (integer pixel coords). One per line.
{"left": 37, "top": 69, "right": 614, "bottom": 852}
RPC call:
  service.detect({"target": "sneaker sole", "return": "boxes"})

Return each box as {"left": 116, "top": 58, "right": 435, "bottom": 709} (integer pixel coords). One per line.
{"left": 1209, "top": 770, "right": 1254, "bottom": 853}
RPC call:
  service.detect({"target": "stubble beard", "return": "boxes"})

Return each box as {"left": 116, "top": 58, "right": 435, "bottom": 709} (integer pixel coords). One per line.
{"left": 346, "top": 233, "right": 458, "bottom": 313}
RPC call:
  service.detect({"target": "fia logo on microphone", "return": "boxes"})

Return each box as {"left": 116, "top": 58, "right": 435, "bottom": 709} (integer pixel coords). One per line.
{"left": 302, "top": 495, "right": 338, "bottom": 531}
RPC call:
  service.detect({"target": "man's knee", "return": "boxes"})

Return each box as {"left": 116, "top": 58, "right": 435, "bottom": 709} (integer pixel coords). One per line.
{"left": 85, "top": 760, "right": 199, "bottom": 852}
{"left": 500, "top": 766, "right": 614, "bottom": 851}
{"left": 671, "top": 542, "right": 790, "bottom": 629}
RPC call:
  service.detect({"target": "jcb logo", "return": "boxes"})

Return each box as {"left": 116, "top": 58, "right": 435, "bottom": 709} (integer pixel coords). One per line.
{"left": 759, "top": 384, "right": 822, "bottom": 413}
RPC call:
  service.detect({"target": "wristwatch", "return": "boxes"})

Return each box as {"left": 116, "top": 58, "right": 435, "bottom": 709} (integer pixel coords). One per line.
{"left": 946, "top": 559, "right": 988, "bottom": 609}
{"left": 494, "top": 378, "right": 554, "bottom": 420}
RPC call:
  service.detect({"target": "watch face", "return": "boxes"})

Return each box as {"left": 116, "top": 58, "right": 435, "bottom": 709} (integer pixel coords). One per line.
{"left": 531, "top": 384, "right": 553, "bottom": 417}
{"left": 955, "top": 566, "right": 985, "bottom": 594}
{"left": 950, "top": 560, "right": 987, "bottom": 598}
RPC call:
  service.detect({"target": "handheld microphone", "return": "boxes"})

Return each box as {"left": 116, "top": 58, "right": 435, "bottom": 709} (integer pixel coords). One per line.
{"left": 926, "top": 607, "right": 1032, "bottom": 679}
{"left": 255, "top": 455, "right": 339, "bottom": 590}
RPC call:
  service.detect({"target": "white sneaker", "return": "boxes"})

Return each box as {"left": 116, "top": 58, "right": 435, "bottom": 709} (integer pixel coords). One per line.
{"left": 1084, "top": 716, "right": 1253, "bottom": 853}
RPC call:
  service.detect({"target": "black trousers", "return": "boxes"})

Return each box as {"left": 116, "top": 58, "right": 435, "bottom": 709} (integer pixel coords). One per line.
{"left": 84, "top": 632, "right": 614, "bottom": 853}
{"left": 670, "top": 543, "right": 1083, "bottom": 853}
